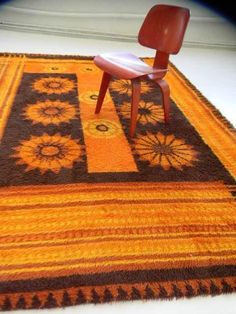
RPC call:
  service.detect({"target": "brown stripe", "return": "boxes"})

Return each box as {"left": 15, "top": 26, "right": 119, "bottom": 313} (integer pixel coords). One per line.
{"left": 1, "top": 264, "right": 235, "bottom": 294}
{"left": 0, "top": 181, "right": 232, "bottom": 194}
{"left": 2, "top": 186, "right": 234, "bottom": 198}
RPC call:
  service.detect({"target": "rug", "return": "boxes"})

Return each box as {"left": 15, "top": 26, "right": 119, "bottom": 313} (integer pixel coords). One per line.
{"left": 0, "top": 53, "right": 235, "bottom": 311}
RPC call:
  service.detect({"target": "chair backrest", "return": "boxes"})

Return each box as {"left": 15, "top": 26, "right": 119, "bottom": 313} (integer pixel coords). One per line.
{"left": 138, "top": 4, "right": 190, "bottom": 55}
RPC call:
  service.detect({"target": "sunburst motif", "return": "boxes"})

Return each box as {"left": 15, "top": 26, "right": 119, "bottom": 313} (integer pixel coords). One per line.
{"left": 119, "top": 100, "right": 164, "bottom": 125}
{"left": 83, "top": 119, "right": 122, "bottom": 138}
{"left": 110, "top": 79, "right": 152, "bottom": 96}
{"left": 23, "top": 100, "right": 78, "bottom": 126}
{"left": 133, "top": 132, "right": 198, "bottom": 170}
{"left": 32, "top": 77, "right": 75, "bottom": 94}
{"left": 12, "top": 133, "right": 84, "bottom": 174}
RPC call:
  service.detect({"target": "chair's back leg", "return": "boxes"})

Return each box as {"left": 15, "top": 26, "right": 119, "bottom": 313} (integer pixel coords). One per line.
{"left": 155, "top": 79, "right": 170, "bottom": 124}
{"left": 130, "top": 78, "right": 141, "bottom": 137}
{"left": 95, "top": 72, "right": 112, "bottom": 114}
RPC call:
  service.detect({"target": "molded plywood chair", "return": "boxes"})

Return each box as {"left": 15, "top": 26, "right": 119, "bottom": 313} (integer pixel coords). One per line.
{"left": 94, "top": 4, "right": 190, "bottom": 137}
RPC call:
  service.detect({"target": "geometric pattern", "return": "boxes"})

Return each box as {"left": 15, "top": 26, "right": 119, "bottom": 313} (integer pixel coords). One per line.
{"left": 0, "top": 54, "right": 235, "bottom": 311}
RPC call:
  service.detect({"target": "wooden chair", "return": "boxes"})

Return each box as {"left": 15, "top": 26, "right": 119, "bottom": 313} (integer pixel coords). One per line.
{"left": 94, "top": 4, "right": 190, "bottom": 137}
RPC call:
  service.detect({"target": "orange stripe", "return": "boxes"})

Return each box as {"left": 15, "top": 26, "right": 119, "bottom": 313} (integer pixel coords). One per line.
{"left": 78, "top": 69, "right": 138, "bottom": 173}
{"left": 0, "top": 251, "right": 235, "bottom": 279}
{"left": 1, "top": 232, "right": 236, "bottom": 251}
{"left": 1, "top": 258, "right": 236, "bottom": 282}
{"left": 0, "top": 224, "right": 234, "bottom": 244}
{"left": 1, "top": 236, "right": 235, "bottom": 267}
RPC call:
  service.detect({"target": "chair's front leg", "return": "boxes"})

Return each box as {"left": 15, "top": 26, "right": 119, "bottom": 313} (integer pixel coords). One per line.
{"left": 156, "top": 79, "right": 170, "bottom": 124}
{"left": 130, "top": 78, "right": 141, "bottom": 137}
{"left": 95, "top": 72, "right": 111, "bottom": 114}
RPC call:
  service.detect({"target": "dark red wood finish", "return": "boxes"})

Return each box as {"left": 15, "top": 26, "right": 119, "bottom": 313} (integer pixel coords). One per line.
{"left": 94, "top": 4, "right": 190, "bottom": 137}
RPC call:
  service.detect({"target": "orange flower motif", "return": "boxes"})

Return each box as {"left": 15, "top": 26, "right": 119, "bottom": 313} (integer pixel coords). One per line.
{"left": 12, "top": 134, "right": 84, "bottom": 174}
{"left": 33, "top": 77, "right": 75, "bottom": 94}
{"left": 23, "top": 100, "right": 78, "bottom": 126}
{"left": 133, "top": 132, "right": 198, "bottom": 170}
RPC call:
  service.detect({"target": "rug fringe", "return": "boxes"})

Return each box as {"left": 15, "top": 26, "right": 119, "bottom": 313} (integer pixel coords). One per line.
{"left": 0, "top": 52, "right": 94, "bottom": 59}
{"left": 1, "top": 277, "right": 235, "bottom": 311}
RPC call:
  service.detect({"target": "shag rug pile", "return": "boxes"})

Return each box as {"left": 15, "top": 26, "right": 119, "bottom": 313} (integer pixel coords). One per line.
{"left": 0, "top": 54, "right": 235, "bottom": 311}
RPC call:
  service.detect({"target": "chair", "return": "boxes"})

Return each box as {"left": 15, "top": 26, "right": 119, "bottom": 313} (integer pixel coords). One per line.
{"left": 94, "top": 4, "right": 190, "bottom": 137}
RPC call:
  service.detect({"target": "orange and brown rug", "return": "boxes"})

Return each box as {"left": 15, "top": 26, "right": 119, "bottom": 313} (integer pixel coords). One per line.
{"left": 0, "top": 53, "right": 235, "bottom": 311}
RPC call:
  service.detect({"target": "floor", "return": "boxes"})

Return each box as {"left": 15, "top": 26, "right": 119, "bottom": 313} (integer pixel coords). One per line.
{"left": 0, "top": 28, "right": 236, "bottom": 314}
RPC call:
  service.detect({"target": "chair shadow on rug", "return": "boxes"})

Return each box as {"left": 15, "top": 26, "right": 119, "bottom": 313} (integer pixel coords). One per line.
{"left": 94, "top": 4, "right": 190, "bottom": 137}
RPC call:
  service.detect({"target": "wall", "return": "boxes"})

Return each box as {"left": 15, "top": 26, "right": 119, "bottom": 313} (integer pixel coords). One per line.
{"left": 0, "top": 0, "right": 235, "bottom": 49}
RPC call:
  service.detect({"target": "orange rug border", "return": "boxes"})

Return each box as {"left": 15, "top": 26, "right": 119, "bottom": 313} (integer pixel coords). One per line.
{"left": 0, "top": 53, "right": 235, "bottom": 311}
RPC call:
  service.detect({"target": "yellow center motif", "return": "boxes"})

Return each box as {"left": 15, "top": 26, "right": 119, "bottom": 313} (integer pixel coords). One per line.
{"left": 41, "top": 64, "right": 68, "bottom": 73}
{"left": 11, "top": 133, "right": 84, "bottom": 174}
{"left": 40, "top": 145, "right": 60, "bottom": 156}
{"left": 23, "top": 100, "right": 77, "bottom": 126}
{"left": 83, "top": 119, "right": 123, "bottom": 138}
{"left": 79, "top": 91, "right": 111, "bottom": 105}
{"left": 44, "top": 107, "right": 60, "bottom": 115}
{"left": 48, "top": 82, "right": 61, "bottom": 88}
{"left": 133, "top": 132, "right": 198, "bottom": 170}
{"left": 78, "top": 64, "right": 99, "bottom": 74}
{"left": 32, "top": 77, "right": 75, "bottom": 94}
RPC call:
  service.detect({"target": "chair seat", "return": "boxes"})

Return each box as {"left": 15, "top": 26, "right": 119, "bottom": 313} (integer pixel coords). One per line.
{"left": 94, "top": 5, "right": 190, "bottom": 137}
{"left": 94, "top": 52, "right": 167, "bottom": 80}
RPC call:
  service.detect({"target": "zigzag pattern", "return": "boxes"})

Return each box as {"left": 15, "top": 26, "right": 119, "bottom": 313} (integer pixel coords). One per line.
{"left": 1, "top": 278, "right": 235, "bottom": 311}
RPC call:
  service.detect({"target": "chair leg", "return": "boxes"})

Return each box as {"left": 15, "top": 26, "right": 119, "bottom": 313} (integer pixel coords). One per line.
{"left": 130, "top": 78, "right": 141, "bottom": 137}
{"left": 95, "top": 72, "right": 111, "bottom": 114}
{"left": 156, "top": 79, "right": 170, "bottom": 124}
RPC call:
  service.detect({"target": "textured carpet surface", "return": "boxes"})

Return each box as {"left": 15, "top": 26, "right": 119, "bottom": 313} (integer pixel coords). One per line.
{"left": 0, "top": 54, "right": 235, "bottom": 311}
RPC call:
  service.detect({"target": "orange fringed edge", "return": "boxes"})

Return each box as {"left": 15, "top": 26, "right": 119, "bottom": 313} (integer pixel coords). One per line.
{"left": 0, "top": 277, "right": 235, "bottom": 311}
